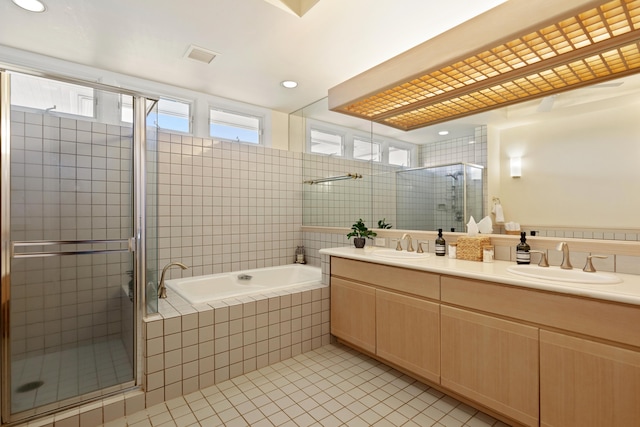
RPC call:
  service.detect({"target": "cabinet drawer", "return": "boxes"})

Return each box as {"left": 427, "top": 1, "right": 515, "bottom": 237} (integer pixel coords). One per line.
{"left": 441, "top": 275, "right": 640, "bottom": 348}
{"left": 331, "top": 257, "right": 439, "bottom": 300}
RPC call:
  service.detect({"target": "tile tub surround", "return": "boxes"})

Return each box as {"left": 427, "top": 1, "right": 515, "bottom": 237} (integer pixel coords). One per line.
{"left": 142, "top": 281, "right": 331, "bottom": 408}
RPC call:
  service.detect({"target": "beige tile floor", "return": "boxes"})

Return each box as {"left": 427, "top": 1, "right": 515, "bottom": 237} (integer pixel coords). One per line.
{"left": 102, "top": 343, "right": 511, "bottom": 427}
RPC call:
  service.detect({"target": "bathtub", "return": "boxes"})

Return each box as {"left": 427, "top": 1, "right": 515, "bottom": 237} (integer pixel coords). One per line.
{"left": 165, "top": 264, "right": 322, "bottom": 304}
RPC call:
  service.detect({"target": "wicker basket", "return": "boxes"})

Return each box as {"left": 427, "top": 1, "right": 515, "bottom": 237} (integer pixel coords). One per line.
{"left": 456, "top": 236, "right": 492, "bottom": 261}
{"left": 505, "top": 230, "right": 521, "bottom": 235}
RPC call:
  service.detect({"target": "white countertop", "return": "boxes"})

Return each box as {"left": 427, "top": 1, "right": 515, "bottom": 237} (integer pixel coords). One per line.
{"left": 319, "top": 246, "right": 640, "bottom": 306}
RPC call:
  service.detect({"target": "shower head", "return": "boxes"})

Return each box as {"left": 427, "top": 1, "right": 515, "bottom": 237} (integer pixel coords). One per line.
{"left": 446, "top": 171, "right": 464, "bottom": 180}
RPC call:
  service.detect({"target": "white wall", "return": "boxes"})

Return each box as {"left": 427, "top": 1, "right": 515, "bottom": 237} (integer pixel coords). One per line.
{"left": 494, "top": 100, "right": 640, "bottom": 229}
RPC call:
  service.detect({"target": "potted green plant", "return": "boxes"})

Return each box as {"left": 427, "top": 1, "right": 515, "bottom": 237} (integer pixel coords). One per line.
{"left": 347, "top": 218, "right": 377, "bottom": 248}
{"left": 377, "top": 218, "right": 392, "bottom": 229}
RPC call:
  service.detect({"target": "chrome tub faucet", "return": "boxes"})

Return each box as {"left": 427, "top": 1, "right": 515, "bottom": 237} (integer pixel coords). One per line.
{"left": 158, "top": 262, "right": 189, "bottom": 299}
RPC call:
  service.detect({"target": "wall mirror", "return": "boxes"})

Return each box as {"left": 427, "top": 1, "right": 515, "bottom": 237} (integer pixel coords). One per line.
{"left": 293, "top": 72, "right": 640, "bottom": 239}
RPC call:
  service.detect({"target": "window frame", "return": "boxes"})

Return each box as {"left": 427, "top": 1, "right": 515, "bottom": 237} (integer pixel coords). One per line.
{"left": 9, "top": 72, "right": 97, "bottom": 120}
{"left": 309, "top": 125, "right": 345, "bottom": 157}
{"left": 121, "top": 95, "right": 193, "bottom": 134}
{"left": 209, "top": 107, "right": 263, "bottom": 145}
{"left": 305, "top": 118, "right": 417, "bottom": 167}
{"left": 352, "top": 135, "right": 382, "bottom": 162}
{"left": 387, "top": 144, "right": 413, "bottom": 167}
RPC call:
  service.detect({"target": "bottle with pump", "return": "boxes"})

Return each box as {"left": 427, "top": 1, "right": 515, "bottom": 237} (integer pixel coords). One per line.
{"left": 435, "top": 229, "right": 446, "bottom": 256}
{"left": 516, "top": 232, "right": 531, "bottom": 264}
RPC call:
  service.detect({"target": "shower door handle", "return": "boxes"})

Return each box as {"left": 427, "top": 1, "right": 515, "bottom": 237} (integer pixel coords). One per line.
{"left": 10, "top": 238, "right": 135, "bottom": 259}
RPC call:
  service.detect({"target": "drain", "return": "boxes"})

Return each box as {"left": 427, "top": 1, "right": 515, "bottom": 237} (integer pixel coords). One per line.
{"left": 16, "top": 381, "right": 44, "bottom": 393}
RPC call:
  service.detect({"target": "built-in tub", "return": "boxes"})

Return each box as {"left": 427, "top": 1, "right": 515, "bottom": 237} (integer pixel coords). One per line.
{"left": 165, "top": 264, "right": 322, "bottom": 304}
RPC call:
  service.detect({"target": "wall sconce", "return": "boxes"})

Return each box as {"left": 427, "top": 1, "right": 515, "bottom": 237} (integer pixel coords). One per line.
{"left": 510, "top": 157, "right": 522, "bottom": 178}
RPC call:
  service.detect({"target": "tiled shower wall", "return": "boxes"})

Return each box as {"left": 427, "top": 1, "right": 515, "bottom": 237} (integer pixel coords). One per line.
{"left": 302, "top": 153, "right": 399, "bottom": 229}
{"left": 396, "top": 168, "right": 435, "bottom": 231}
{"left": 9, "top": 111, "right": 133, "bottom": 358}
{"left": 156, "top": 134, "right": 303, "bottom": 279}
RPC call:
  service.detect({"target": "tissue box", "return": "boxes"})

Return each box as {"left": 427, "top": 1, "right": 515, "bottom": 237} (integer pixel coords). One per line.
{"left": 456, "top": 236, "right": 492, "bottom": 261}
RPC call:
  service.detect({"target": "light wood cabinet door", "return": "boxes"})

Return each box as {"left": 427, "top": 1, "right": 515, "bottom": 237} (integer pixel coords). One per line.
{"left": 376, "top": 289, "right": 440, "bottom": 383}
{"left": 330, "top": 277, "right": 376, "bottom": 353}
{"left": 441, "top": 306, "right": 539, "bottom": 427}
{"left": 540, "top": 330, "right": 640, "bottom": 427}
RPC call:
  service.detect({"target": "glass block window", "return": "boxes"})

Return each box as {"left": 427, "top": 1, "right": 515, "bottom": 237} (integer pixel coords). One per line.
{"left": 310, "top": 128, "right": 343, "bottom": 156}
{"left": 353, "top": 137, "right": 381, "bottom": 162}
{"left": 10, "top": 73, "right": 94, "bottom": 118}
{"left": 210, "top": 108, "right": 261, "bottom": 144}
{"left": 389, "top": 146, "right": 411, "bottom": 166}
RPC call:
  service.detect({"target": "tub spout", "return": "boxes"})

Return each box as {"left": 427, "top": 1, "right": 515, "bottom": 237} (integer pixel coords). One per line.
{"left": 158, "top": 262, "right": 189, "bottom": 299}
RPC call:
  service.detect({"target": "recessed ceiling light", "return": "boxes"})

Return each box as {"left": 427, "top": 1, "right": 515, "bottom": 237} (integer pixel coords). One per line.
{"left": 281, "top": 80, "right": 298, "bottom": 89}
{"left": 11, "top": 0, "right": 46, "bottom": 12}
{"left": 469, "top": 140, "right": 476, "bottom": 144}
{"left": 438, "top": 130, "right": 449, "bottom": 136}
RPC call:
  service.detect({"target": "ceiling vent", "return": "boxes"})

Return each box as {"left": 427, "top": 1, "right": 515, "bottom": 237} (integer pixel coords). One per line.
{"left": 329, "top": 0, "right": 640, "bottom": 131}
{"left": 184, "top": 45, "right": 219, "bottom": 64}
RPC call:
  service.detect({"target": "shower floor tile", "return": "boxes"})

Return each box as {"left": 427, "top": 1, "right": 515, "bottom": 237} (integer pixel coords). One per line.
{"left": 11, "top": 337, "right": 133, "bottom": 414}
{"left": 103, "top": 343, "right": 511, "bottom": 427}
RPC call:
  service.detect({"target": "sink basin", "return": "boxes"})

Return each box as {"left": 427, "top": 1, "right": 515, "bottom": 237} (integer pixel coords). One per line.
{"left": 371, "top": 249, "right": 430, "bottom": 260}
{"left": 507, "top": 265, "right": 621, "bottom": 285}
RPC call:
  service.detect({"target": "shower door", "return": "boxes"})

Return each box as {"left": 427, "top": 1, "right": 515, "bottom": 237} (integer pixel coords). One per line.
{"left": 1, "top": 71, "right": 141, "bottom": 422}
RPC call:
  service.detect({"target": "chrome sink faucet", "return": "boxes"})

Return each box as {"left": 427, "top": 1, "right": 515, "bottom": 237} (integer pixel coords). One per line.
{"left": 396, "top": 233, "right": 414, "bottom": 252}
{"left": 556, "top": 242, "right": 573, "bottom": 269}
{"left": 158, "top": 262, "right": 189, "bottom": 298}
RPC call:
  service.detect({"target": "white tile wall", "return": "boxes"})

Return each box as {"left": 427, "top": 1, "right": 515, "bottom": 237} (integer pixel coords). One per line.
{"left": 156, "top": 134, "right": 303, "bottom": 279}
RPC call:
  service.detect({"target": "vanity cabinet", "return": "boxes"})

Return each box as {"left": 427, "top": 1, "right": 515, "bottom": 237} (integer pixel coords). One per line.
{"left": 330, "top": 257, "right": 441, "bottom": 382}
{"left": 441, "top": 306, "right": 539, "bottom": 427}
{"left": 329, "top": 255, "right": 640, "bottom": 427}
{"left": 540, "top": 330, "right": 640, "bottom": 427}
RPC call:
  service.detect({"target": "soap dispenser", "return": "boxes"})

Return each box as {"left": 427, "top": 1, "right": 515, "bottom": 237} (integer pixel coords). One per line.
{"left": 435, "top": 229, "right": 446, "bottom": 256}
{"left": 516, "top": 232, "right": 531, "bottom": 264}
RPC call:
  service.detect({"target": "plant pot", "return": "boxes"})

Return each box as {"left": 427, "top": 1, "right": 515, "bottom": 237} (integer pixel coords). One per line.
{"left": 353, "top": 238, "right": 366, "bottom": 248}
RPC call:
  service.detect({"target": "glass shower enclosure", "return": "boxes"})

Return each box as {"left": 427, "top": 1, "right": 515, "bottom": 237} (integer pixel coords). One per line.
{"left": 396, "top": 162, "right": 484, "bottom": 232}
{"left": 0, "top": 71, "right": 156, "bottom": 423}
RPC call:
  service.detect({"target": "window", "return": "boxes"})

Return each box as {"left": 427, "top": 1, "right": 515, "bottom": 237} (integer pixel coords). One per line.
{"left": 10, "top": 73, "right": 95, "bottom": 117}
{"left": 310, "top": 128, "right": 343, "bottom": 156}
{"left": 389, "top": 146, "right": 411, "bottom": 166}
{"left": 121, "top": 96, "right": 191, "bottom": 133}
{"left": 353, "top": 137, "right": 381, "bottom": 162}
{"left": 210, "top": 108, "right": 261, "bottom": 144}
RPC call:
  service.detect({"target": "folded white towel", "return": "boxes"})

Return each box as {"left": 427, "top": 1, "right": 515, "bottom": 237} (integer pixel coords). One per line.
{"left": 505, "top": 221, "right": 520, "bottom": 231}
{"left": 467, "top": 216, "right": 479, "bottom": 236}
{"left": 477, "top": 216, "right": 493, "bottom": 234}
{"left": 493, "top": 203, "right": 505, "bottom": 223}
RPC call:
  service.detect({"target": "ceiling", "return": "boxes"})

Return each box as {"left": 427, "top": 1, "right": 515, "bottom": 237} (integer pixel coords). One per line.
{"left": 0, "top": 0, "right": 507, "bottom": 113}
